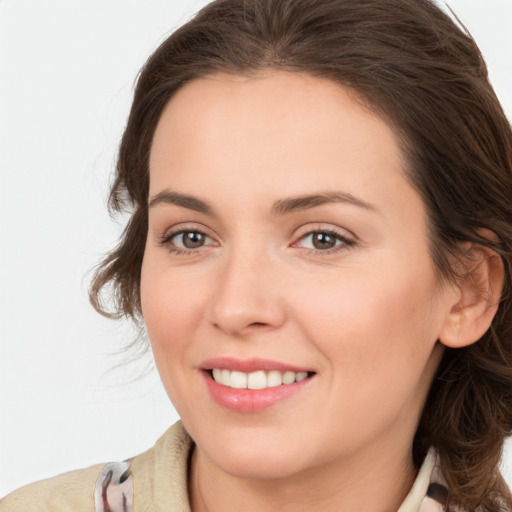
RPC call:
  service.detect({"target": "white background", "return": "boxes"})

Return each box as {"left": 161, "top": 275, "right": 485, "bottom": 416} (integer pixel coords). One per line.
{"left": 1, "top": 0, "right": 511, "bottom": 498}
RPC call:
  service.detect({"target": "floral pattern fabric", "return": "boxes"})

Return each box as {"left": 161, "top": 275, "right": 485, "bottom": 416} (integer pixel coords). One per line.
{"left": 94, "top": 461, "right": 134, "bottom": 512}
{"left": 419, "top": 457, "right": 457, "bottom": 512}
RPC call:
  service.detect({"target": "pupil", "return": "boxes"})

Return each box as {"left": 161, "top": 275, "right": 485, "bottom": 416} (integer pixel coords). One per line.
{"left": 313, "top": 233, "right": 336, "bottom": 250}
{"left": 183, "top": 231, "right": 204, "bottom": 249}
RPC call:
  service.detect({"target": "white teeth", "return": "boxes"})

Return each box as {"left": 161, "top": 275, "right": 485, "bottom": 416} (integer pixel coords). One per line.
{"left": 296, "top": 372, "right": 308, "bottom": 382}
{"left": 267, "top": 370, "right": 283, "bottom": 387}
{"left": 230, "top": 371, "right": 248, "bottom": 389}
{"left": 247, "top": 371, "right": 267, "bottom": 390}
{"left": 282, "top": 371, "right": 296, "bottom": 385}
{"left": 212, "top": 368, "right": 222, "bottom": 383}
{"left": 211, "top": 369, "right": 310, "bottom": 389}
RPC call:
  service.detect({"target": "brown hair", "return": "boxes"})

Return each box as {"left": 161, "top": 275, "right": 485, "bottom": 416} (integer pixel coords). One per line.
{"left": 90, "top": 0, "right": 512, "bottom": 509}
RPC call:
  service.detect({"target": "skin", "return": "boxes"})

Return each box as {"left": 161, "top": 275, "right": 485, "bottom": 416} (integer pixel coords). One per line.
{"left": 141, "top": 71, "right": 465, "bottom": 512}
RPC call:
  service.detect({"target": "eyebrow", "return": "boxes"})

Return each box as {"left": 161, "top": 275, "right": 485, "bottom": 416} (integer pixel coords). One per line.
{"left": 148, "top": 189, "right": 377, "bottom": 215}
{"left": 148, "top": 190, "right": 214, "bottom": 214}
{"left": 271, "top": 191, "right": 377, "bottom": 215}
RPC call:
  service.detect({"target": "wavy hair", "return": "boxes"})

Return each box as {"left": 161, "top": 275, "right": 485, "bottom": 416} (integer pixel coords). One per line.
{"left": 90, "top": 1, "right": 512, "bottom": 509}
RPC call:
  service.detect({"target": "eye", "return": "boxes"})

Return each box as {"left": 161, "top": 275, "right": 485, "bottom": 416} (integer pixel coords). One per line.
{"left": 295, "top": 229, "right": 355, "bottom": 253}
{"left": 174, "top": 231, "right": 207, "bottom": 249}
{"left": 302, "top": 232, "right": 339, "bottom": 250}
{"left": 160, "top": 229, "right": 214, "bottom": 253}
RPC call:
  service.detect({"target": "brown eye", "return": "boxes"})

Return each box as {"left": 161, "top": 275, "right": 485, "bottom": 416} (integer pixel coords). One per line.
{"left": 178, "top": 231, "right": 206, "bottom": 249}
{"left": 160, "top": 228, "right": 216, "bottom": 254}
{"left": 311, "top": 232, "right": 337, "bottom": 250}
{"left": 295, "top": 230, "right": 355, "bottom": 254}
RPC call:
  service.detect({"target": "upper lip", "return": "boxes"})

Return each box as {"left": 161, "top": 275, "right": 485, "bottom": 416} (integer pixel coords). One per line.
{"left": 200, "top": 357, "right": 314, "bottom": 374}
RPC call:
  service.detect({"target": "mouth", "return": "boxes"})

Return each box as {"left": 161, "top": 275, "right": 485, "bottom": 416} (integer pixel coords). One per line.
{"left": 200, "top": 358, "right": 316, "bottom": 411}
{"left": 208, "top": 368, "right": 313, "bottom": 389}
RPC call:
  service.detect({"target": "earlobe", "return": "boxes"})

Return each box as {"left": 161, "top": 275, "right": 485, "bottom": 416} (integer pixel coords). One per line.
{"left": 439, "top": 244, "right": 504, "bottom": 349}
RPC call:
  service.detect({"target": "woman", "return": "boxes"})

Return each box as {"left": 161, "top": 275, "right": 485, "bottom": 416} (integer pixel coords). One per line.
{"left": 2, "top": 0, "right": 511, "bottom": 511}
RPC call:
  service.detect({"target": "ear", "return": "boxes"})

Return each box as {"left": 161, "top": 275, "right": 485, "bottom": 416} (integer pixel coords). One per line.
{"left": 439, "top": 243, "right": 504, "bottom": 349}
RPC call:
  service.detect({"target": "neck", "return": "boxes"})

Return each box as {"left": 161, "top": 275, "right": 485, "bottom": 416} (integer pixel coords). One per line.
{"left": 189, "top": 437, "right": 417, "bottom": 512}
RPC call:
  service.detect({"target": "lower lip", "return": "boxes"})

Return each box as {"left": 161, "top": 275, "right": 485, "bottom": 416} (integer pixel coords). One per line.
{"left": 203, "top": 372, "right": 313, "bottom": 412}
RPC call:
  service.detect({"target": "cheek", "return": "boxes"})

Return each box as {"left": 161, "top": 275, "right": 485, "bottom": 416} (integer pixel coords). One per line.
{"left": 140, "top": 253, "right": 207, "bottom": 376}
{"left": 141, "top": 277, "right": 201, "bottom": 340}
{"left": 292, "top": 260, "right": 442, "bottom": 389}
{"left": 293, "top": 265, "right": 444, "bottom": 447}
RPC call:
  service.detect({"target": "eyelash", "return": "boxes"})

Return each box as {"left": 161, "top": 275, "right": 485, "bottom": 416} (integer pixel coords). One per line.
{"left": 159, "top": 228, "right": 356, "bottom": 256}
{"left": 294, "top": 229, "right": 356, "bottom": 255}
{"left": 159, "top": 229, "right": 214, "bottom": 256}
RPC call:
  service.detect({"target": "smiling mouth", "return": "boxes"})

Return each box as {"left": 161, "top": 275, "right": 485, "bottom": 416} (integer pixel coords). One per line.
{"left": 208, "top": 369, "right": 315, "bottom": 390}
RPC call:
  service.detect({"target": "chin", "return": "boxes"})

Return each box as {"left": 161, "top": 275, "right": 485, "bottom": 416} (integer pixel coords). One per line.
{"left": 211, "top": 445, "right": 311, "bottom": 481}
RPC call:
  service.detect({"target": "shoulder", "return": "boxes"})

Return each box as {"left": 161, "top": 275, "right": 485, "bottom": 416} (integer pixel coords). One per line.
{"left": 0, "top": 422, "right": 192, "bottom": 512}
{"left": 0, "top": 463, "right": 105, "bottom": 512}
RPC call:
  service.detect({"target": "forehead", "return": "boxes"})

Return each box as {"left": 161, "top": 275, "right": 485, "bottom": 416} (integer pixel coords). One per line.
{"left": 148, "top": 71, "right": 420, "bottom": 222}
{"left": 151, "top": 71, "right": 395, "bottom": 156}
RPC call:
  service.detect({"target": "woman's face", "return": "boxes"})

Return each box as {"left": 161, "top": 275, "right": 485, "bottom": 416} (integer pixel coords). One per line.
{"left": 141, "top": 71, "right": 455, "bottom": 479}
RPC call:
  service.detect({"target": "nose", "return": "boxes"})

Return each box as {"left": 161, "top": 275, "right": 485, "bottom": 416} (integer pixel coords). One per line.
{"left": 207, "top": 247, "right": 287, "bottom": 337}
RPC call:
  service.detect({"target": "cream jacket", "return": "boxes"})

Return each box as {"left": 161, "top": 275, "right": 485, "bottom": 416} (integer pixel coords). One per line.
{"left": 0, "top": 421, "right": 451, "bottom": 511}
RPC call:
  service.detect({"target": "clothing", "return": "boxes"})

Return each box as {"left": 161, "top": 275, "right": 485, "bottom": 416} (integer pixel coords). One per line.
{"left": 0, "top": 421, "right": 455, "bottom": 511}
